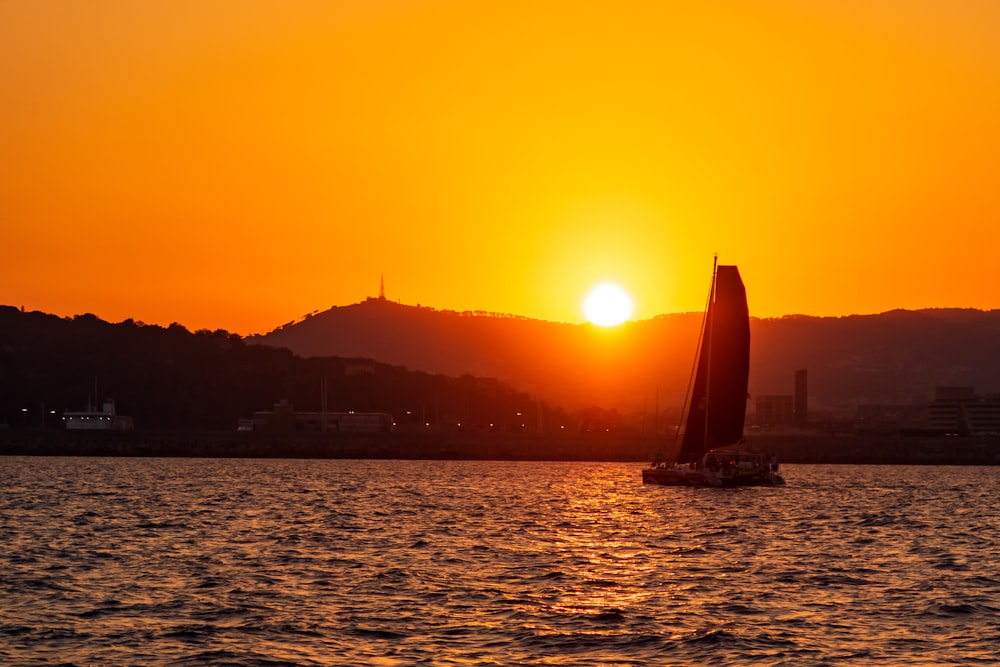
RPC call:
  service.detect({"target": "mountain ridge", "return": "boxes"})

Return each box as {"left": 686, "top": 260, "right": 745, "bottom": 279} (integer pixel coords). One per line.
{"left": 251, "top": 299, "right": 1000, "bottom": 418}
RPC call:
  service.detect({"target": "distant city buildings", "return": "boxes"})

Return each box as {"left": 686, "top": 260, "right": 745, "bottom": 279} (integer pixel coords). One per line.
{"left": 749, "top": 371, "right": 1000, "bottom": 439}
{"left": 928, "top": 387, "right": 1000, "bottom": 436}
{"left": 754, "top": 370, "right": 809, "bottom": 428}
{"left": 64, "top": 399, "right": 133, "bottom": 430}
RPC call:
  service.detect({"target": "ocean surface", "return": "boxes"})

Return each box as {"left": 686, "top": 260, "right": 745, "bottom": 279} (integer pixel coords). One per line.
{"left": 2, "top": 457, "right": 999, "bottom": 666}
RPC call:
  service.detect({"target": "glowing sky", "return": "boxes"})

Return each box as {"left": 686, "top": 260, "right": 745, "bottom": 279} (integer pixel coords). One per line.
{"left": 3, "top": 1, "right": 998, "bottom": 334}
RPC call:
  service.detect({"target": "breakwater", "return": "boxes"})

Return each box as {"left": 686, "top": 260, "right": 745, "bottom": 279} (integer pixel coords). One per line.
{"left": 2, "top": 429, "right": 1000, "bottom": 464}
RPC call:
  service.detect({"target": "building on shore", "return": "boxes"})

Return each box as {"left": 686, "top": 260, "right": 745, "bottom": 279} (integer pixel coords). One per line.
{"left": 64, "top": 399, "right": 134, "bottom": 431}
{"left": 928, "top": 387, "right": 1000, "bottom": 436}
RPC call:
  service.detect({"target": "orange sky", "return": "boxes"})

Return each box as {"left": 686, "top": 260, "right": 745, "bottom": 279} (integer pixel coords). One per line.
{"left": 3, "top": 1, "right": 999, "bottom": 335}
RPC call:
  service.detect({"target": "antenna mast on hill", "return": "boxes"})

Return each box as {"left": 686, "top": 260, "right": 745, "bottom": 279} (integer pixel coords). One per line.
{"left": 379, "top": 273, "right": 386, "bottom": 301}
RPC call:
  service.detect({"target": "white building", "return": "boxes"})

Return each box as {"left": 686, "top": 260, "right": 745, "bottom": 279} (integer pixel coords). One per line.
{"left": 64, "top": 399, "right": 134, "bottom": 431}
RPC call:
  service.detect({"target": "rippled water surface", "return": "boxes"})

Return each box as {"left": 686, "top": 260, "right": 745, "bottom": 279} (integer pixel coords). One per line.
{"left": 2, "top": 457, "right": 999, "bottom": 666}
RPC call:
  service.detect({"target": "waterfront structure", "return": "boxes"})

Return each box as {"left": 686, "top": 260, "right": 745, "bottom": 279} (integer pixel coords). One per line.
{"left": 928, "top": 387, "right": 1000, "bottom": 436}
{"left": 64, "top": 399, "right": 134, "bottom": 430}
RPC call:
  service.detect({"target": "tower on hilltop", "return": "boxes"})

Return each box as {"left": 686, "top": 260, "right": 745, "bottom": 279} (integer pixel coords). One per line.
{"left": 379, "top": 273, "right": 386, "bottom": 301}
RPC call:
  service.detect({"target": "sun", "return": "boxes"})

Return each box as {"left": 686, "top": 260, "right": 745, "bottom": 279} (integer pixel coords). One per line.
{"left": 583, "top": 283, "right": 634, "bottom": 326}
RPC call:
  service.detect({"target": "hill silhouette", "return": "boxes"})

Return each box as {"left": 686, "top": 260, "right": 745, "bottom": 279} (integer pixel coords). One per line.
{"left": 4, "top": 301, "right": 999, "bottom": 433}
{"left": 251, "top": 299, "right": 702, "bottom": 424}
{"left": 253, "top": 299, "right": 1000, "bottom": 420}
{"left": 0, "top": 306, "right": 565, "bottom": 432}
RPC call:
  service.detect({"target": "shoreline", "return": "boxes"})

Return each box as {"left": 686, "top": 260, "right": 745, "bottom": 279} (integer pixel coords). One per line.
{"left": 2, "top": 429, "right": 1000, "bottom": 465}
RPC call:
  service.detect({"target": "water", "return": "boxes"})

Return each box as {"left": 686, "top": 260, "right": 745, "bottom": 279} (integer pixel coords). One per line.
{"left": 2, "top": 457, "right": 999, "bottom": 666}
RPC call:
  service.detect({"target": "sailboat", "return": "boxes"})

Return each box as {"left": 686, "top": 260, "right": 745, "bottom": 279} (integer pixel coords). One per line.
{"left": 642, "top": 261, "right": 785, "bottom": 487}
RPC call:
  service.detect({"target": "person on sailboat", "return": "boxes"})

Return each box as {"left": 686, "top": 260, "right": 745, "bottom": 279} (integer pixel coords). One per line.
{"left": 652, "top": 448, "right": 664, "bottom": 468}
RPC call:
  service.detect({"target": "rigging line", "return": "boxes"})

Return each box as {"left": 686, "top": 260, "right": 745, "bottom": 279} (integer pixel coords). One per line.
{"left": 704, "top": 254, "right": 718, "bottom": 451}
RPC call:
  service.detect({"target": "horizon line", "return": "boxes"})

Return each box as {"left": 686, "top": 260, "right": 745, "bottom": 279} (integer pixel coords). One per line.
{"left": 6, "top": 301, "right": 998, "bottom": 339}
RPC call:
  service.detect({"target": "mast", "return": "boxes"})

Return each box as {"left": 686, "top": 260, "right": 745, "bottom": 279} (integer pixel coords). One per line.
{"left": 703, "top": 255, "right": 718, "bottom": 450}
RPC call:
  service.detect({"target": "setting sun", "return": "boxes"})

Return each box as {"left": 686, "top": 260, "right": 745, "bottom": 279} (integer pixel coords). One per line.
{"left": 583, "top": 283, "right": 633, "bottom": 327}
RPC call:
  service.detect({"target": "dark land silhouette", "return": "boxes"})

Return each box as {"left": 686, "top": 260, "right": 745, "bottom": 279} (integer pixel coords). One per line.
{"left": 0, "top": 306, "right": 564, "bottom": 433}
{"left": 253, "top": 298, "right": 1000, "bottom": 421}
{"left": 3, "top": 302, "right": 1000, "bottom": 463}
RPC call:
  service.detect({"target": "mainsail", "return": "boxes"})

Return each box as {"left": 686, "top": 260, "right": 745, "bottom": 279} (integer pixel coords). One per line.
{"left": 676, "top": 265, "right": 751, "bottom": 463}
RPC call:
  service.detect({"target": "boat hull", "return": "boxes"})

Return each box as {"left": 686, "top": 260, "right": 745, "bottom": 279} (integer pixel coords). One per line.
{"left": 642, "top": 466, "right": 785, "bottom": 487}
{"left": 642, "top": 467, "right": 706, "bottom": 486}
